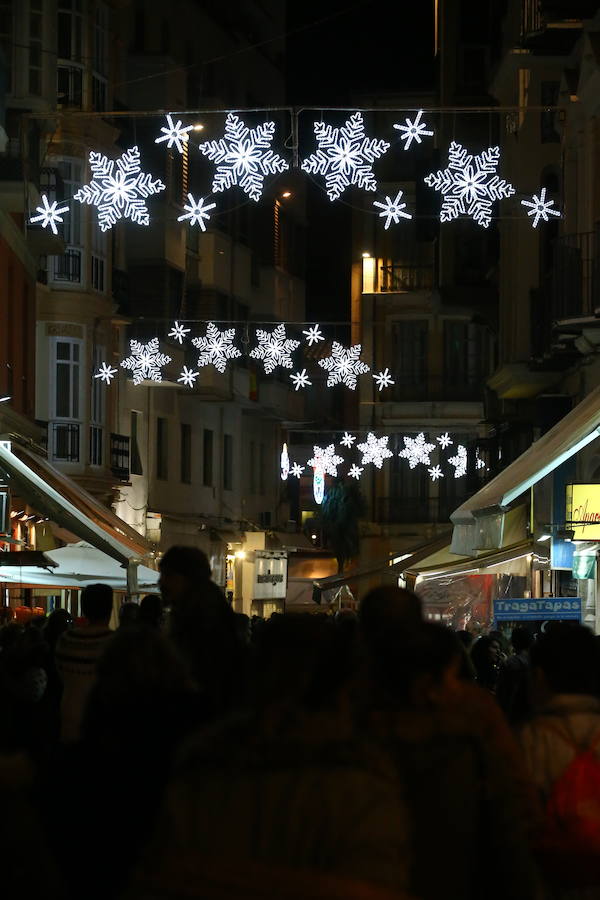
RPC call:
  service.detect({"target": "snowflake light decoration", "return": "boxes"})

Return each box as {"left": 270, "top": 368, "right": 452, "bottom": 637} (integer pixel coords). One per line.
{"left": 199, "top": 113, "right": 289, "bottom": 202}
{"left": 428, "top": 465, "right": 444, "bottom": 481}
{"left": 340, "top": 432, "right": 356, "bottom": 448}
{"left": 424, "top": 141, "right": 515, "bottom": 229}
{"left": 290, "top": 369, "right": 311, "bottom": 390}
{"left": 281, "top": 443, "right": 290, "bottom": 481}
{"left": 74, "top": 146, "right": 165, "bottom": 232}
{"left": 521, "top": 187, "right": 560, "bottom": 228}
{"left": 168, "top": 321, "right": 190, "bottom": 344}
{"left": 437, "top": 433, "right": 453, "bottom": 449}
{"left": 177, "top": 194, "right": 216, "bottom": 230}
{"left": 120, "top": 338, "right": 171, "bottom": 385}
{"left": 393, "top": 110, "right": 434, "bottom": 150}
{"left": 155, "top": 113, "right": 193, "bottom": 154}
{"left": 476, "top": 453, "right": 486, "bottom": 470}
{"left": 373, "top": 190, "right": 412, "bottom": 229}
{"left": 448, "top": 444, "right": 467, "bottom": 478}
{"left": 250, "top": 324, "right": 300, "bottom": 374}
{"left": 94, "top": 362, "right": 117, "bottom": 384}
{"left": 348, "top": 464, "right": 363, "bottom": 480}
{"left": 372, "top": 368, "right": 395, "bottom": 391}
{"left": 290, "top": 462, "right": 305, "bottom": 478}
{"left": 29, "top": 195, "right": 69, "bottom": 235}
{"left": 301, "top": 112, "right": 390, "bottom": 201}
{"left": 178, "top": 366, "right": 199, "bottom": 388}
{"left": 357, "top": 432, "right": 393, "bottom": 469}
{"left": 313, "top": 469, "right": 325, "bottom": 505}
{"left": 318, "top": 341, "right": 370, "bottom": 390}
{"left": 192, "top": 322, "right": 241, "bottom": 373}
{"left": 307, "top": 444, "right": 344, "bottom": 478}
{"left": 399, "top": 433, "right": 436, "bottom": 469}
{"left": 302, "top": 324, "right": 324, "bottom": 346}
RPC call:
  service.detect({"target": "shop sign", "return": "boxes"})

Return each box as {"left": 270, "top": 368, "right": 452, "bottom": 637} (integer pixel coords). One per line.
{"left": 254, "top": 552, "right": 287, "bottom": 600}
{"left": 494, "top": 597, "right": 581, "bottom": 622}
{"left": 566, "top": 483, "right": 600, "bottom": 539}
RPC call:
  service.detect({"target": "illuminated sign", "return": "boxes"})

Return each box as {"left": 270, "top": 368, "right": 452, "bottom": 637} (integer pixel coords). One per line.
{"left": 566, "top": 483, "right": 600, "bottom": 539}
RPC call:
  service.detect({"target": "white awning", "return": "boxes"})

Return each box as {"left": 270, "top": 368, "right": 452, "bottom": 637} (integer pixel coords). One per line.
{"left": 451, "top": 385, "right": 600, "bottom": 555}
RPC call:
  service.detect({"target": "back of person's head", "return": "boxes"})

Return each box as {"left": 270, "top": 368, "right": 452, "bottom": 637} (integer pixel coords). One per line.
{"left": 511, "top": 626, "right": 533, "bottom": 654}
{"left": 530, "top": 623, "right": 599, "bottom": 695}
{"left": 94, "top": 626, "right": 190, "bottom": 698}
{"left": 139, "top": 593, "right": 164, "bottom": 628}
{"left": 81, "top": 583, "right": 113, "bottom": 624}
{"left": 118, "top": 601, "right": 140, "bottom": 628}
{"left": 455, "top": 629, "right": 474, "bottom": 650}
{"left": 374, "top": 622, "right": 463, "bottom": 705}
{"left": 159, "top": 545, "right": 211, "bottom": 582}
{"left": 359, "top": 586, "right": 423, "bottom": 646}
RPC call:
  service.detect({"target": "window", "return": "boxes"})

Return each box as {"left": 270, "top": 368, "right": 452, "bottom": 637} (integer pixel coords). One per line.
{"left": 91, "top": 227, "right": 107, "bottom": 292}
{"left": 90, "top": 346, "right": 104, "bottom": 465}
{"left": 57, "top": 0, "right": 84, "bottom": 107}
{"left": 203, "top": 429, "right": 213, "bottom": 486}
{"left": 92, "top": 3, "right": 108, "bottom": 111}
{"left": 52, "top": 338, "right": 81, "bottom": 419}
{"left": 223, "top": 434, "right": 233, "bottom": 491}
{"left": 249, "top": 441, "right": 256, "bottom": 493}
{"left": 392, "top": 321, "right": 428, "bottom": 393}
{"left": 259, "top": 443, "right": 265, "bottom": 495}
{"left": 180, "top": 423, "right": 191, "bottom": 484}
{"left": 29, "top": 0, "right": 44, "bottom": 96}
{"left": 50, "top": 160, "right": 82, "bottom": 284}
{"left": 156, "top": 417, "right": 168, "bottom": 480}
{"left": 130, "top": 411, "right": 143, "bottom": 475}
{"left": 0, "top": 2, "right": 13, "bottom": 92}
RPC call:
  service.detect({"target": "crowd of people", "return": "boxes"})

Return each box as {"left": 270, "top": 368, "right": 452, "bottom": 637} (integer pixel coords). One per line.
{"left": 1, "top": 544, "right": 600, "bottom": 899}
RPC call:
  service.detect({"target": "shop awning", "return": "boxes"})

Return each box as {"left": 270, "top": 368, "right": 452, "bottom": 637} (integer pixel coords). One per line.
{"left": 269, "top": 531, "right": 314, "bottom": 551}
{"left": 451, "top": 385, "right": 600, "bottom": 555}
{"left": 415, "top": 540, "right": 535, "bottom": 581}
{"left": 0, "top": 442, "right": 152, "bottom": 567}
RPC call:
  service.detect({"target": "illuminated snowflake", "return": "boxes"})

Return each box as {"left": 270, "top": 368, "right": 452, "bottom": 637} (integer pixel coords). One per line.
{"left": 393, "top": 109, "right": 434, "bottom": 150}
{"left": 424, "top": 141, "right": 515, "bottom": 228}
{"left": 74, "top": 146, "right": 165, "bottom": 232}
{"left": 94, "top": 362, "right": 117, "bottom": 384}
{"left": 373, "top": 190, "right": 412, "bottom": 229}
{"left": 192, "top": 322, "right": 241, "bottom": 373}
{"left": 199, "top": 113, "right": 289, "bottom": 201}
{"left": 357, "top": 432, "right": 393, "bottom": 469}
{"left": 340, "top": 432, "right": 356, "bottom": 448}
{"left": 521, "top": 187, "right": 560, "bottom": 228}
{"left": 307, "top": 444, "right": 344, "bottom": 478}
{"left": 476, "top": 453, "right": 486, "bottom": 470}
{"left": 302, "top": 324, "right": 324, "bottom": 346}
{"left": 290, "top": 369, "right": 311, "bottom": 390}
{"left": 301, "top": 112, "right": 390, "bottom": 201}
{"left": 372, "top": 368, "right": 395, "bottom": 391}
{"left": 178, "top": 366, "right": 199, "bottom": 388}
{"left": 29, "top": 195, "right": 69, "bottom": 235}
{"left": 177, "top": 194, "right": 216, "bottom": 230}
{"left": 437, "top": 433, "right": 453, "bottom": 449}
{"left": 168, "top": 321, "right": 190, "bottom": 344}
{"left": 120, "top": 338, "right": 171, "bottom": 385}
{"left": 290, "top": 463, "right": 305, "bottom": 478}
{"left": 155, "top": 113, "right": 193, "bottom": 154}
{"left": 348, "top": 464, "right": 363, "bottom": 480}
{"left": 318, "top": 341, "right": 370, "bottom": 390}
{"left": 428, "top": 465, "right": 444, "bottom": 481}
{"left": 250, "top": 324, "right": 300, "bottom": 374}
{"left": 399, "top": 433, "right": 436, "bottom": 469}
{"left": 448, "top": 444, "right": 467, "bottom": 478}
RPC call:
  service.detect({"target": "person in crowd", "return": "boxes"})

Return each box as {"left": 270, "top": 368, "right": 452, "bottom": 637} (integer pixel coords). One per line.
{"left": 54, "top": 583, "right": 113, "bottom": 742}
{"left": 118, "top": 600, "right": 140, "bottom": 628}
{"left": 496, "top": 626, "right": 533, "bottom": 725}
{"left": 139, "top": 593, "right": 164, "bottom": 629}
{"left": 470, "top": 634, "right": 502, "bottom": 693}
{"left": 520, "top": 623, "right": 600, "bottom": 892}
{"left": 158, "top": 545, "right": 212, "bottom": 612}
{"left": 359, "top": 586, "right": 423, "bottom": 650}
{"left": 0, "top": 621, "right": 48, "bottom": 755}
{"left": 40, "top": 609, "right": 73, "bottom": 749}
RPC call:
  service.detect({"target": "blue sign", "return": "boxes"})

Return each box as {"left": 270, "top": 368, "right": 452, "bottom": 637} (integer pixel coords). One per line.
{"left": 494, "top": 597, "right": 581, "bottom": 622}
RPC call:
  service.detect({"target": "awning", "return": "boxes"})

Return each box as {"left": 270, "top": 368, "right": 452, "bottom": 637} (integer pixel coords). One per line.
{"left": 269, "top": 531, "right": 314, "bottom": 551}
{"left": 0, "top": 442, "right": 152, "bottom": 567}
{"left": 415, "top": 540, "right": 535, "bottom": 581}
{"left": 451, "top": 385, "right": 600, "bottom": 555}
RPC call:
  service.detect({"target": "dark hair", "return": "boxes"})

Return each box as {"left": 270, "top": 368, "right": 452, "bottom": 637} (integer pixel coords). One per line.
{"left": 81, "top": 583, "right": 113, "bottom": 623}
{"left": 118, "top": 601, "right": 140, "bottom": 628}
{"left": 455, "top": 629, "right": 474, "bottom": 649}
{"left": 139, "top": 594, "right": 163, "bottom": 627}
{"left": 359, "top": 586, "right": 422, "bottom": 644}
{"left": 511, "top": 626, "right": 533, "bottom": 654}
{"left": 530, "top": 623, "right": 599, "bottom": 695}
{"left": 159, "top": 545, "right": 211, "bottom": 582}
{"left": 373, "top": 623, "right": 462, "bottom": 702}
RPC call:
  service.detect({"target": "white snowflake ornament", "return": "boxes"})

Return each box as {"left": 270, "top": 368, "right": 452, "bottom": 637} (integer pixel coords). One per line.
{"left": 178, "top": 366, "right": 199, "bottom": 388}
{"left": 307, "top": 444, "right": 344, "bottom": 478}
{"left": 318, "top": 341, "right": 370, "bottom": 390}
{"left": 399, "top": 433, "right": 436, "bottom": 469}
{"left": 290, "top": 463, "right": 305, "bottom": 478}
{"left": 373, "top": 190, "right": 412, "bottom": 229}
{"left": 357, "top": 433, "right": 393, "bottom": 469}
{"left": 155, "top": 114, "right": 193, "bottom": 154}
{"left": 199, "top": 113, "right": 289, "bottom": 202}
{"left": 393, "top": 110, "right": 434, "bottom": 150}
{"left": 301, "top": 112, "right": 390, "bottom": 201}
{"left": 476, "top": 453, "right": 486, "bottom": 470}
{"left": 448, "top": 444, "right": 468, "bottom": 478}
{"left": 437, "top": 433, "right": 453, "bottom": 449}
{"left": 302, "top": 324, "right": 324, "bottom": 346}
{"left": 168, "top": 321, "right": 190, "bottom": 344}
{"left": 94, "top": 362, "right": 117, "bottom": 384}
{"left": 250, "top": 324, "right": 300, "bottom": 374}
{"left": 192, "top": 322, "right": 241, "bottom": 373}
{"left": 290, "top": 369, "right": 311, "bottom": 390}
{"left": 177, "top": 194, "right": 216, "bottom": 230}
{"left": 29, "top": 195, "right": 69, "bottom": 235}
{"left": 424, "top": 141, "right": 515, "bottom": 228}
{"left": 340, "top": 432, "right": 356, "bottom": 448}
{"left": 521, "top": 187, "right": 560, "bottom": 228}
{"left": 348, "top": 464, "right": 363, "bottom": 480}
{"left": 428, "top": 465, "right": 444, "bottom": 481}
{"left": 373, "top": 368, "right": 395, "bottom": 391}
{"left": 74, "top": 146, "right": 165, "bottom": 232}
{"left": 120, "top": 338, "right": 171, "bottom": 385}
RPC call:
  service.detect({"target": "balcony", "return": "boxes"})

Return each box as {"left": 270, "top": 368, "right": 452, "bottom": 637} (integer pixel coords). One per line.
{"left": 520, "top": 1, "right": 596, "bottom": 48}
{"left": 110, "top": 433, "right": 130, "bottom": 481}
{"left": 52, "top": 248, "right": 82, "bottom": 284}
{"left": 50, "top": 422, "right": 80, "bottom": 463}
{"left": 380, "top": 263, "right": 435, "bottom": 293}
{"left": 550, "top": 231, "right": 600, "bottom": 320}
